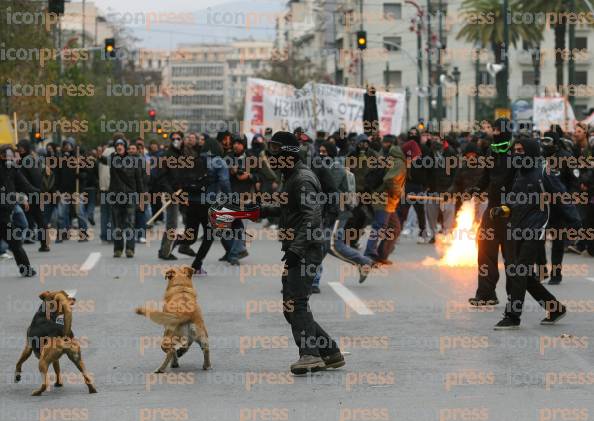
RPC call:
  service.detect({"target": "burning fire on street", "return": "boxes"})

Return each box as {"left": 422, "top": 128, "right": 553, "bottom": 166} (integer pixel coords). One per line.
{"left": 422, "top": 201, "right": 480, "bottom": 268}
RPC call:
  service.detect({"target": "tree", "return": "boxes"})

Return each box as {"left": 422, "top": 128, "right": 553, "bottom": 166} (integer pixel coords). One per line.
{"left": 457, "top": 0, "right": 543, "bottom": 108}
{"left": 521, "top": 0, "right": 587, "bottom": 88}
{"left": 256, "top": 52, "right": 330, "bottom": 88}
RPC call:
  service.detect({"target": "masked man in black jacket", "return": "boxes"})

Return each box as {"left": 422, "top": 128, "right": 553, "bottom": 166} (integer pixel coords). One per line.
{"left": 467, "top": 118, "right": 516, "bottom": 306}
{"left": 16, "top": 139, "right": 50, "bottom": 251}
{"left": 0, "top": 145, "right": 37, "bottom": 276}
{"left": 260, "top": 132, "right": 345, "bottom": 375}
{"left": 536, "top": 131, "right": 580, "bottom": 285}
{"left": 490, "top": 136, "right": 580, "bottom": 329}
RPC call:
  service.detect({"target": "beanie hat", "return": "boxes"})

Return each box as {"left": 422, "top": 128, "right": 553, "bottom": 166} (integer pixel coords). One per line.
{"left": 270, "top": 131, "right": 300, "bottom": 153}
{"left": 401, "top": 140, "right": 422, "bottom": 160}
{"left": 356, "top": 134, "right": 369, "bottom": 144}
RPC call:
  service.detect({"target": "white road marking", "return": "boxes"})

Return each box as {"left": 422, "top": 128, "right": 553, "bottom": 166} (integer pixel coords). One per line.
{"left": 328, "top": 282, "right": 374, "bottom": 315}
{"left": 586, "top": 277, "right": 594, "bottom": 282}
{"left": 80, "top": 252, "right": 101, "bottom": 272}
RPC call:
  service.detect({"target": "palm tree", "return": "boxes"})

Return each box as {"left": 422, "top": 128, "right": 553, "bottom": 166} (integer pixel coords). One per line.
{"left": 521, "top": 0, "right": 588, "bottom": 88}
{"left": 457, "top": 0, "right": 543, "bottom": 107}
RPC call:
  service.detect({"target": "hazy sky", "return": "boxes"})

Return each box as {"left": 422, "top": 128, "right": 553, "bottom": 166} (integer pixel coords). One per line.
{"left": 89, "top": 0, "right": 284, "bottom": 47}
{"left": 92, "top": 0, "right": 282, "bottom": 14}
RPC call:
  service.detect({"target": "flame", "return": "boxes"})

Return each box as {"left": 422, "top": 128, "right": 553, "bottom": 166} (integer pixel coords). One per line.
{"left": 422, "top": 201, "right": 479, "bottom": 267}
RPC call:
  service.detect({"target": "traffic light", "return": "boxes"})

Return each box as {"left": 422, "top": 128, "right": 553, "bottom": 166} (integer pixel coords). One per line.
{"left": 104, "top": 38, "right": 116, "bottom": 58}
{"left": 156, "top": 125, "right": 163, "bottom": 135}
{"left": 148, "top": 109, "right": 156, "bottom": 121}
{"left": 356, "top": 31, "right": 367, "bottom": 50}
{"left": 48, "top": 0, "right": 65, "bottom": 15}
{"left": 31, "top": 126, "right": 42, "bottom": 142}
{"left": 417, "top": 119, "right": 425, "bottom": 131}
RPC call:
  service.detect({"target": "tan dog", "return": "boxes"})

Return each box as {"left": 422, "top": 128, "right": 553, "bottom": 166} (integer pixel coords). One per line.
{"left": 14, "top": 291, "right": 97, "bottom": 396}
{"left": 136, "top": 266, "right": 211, "bottom": 373}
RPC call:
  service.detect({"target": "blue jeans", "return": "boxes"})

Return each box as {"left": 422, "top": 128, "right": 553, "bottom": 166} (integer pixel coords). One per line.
{"left": 12, "top": 205, "right": 28, "bottom": 240}
{"left": 57, "top": 199, "right": 72, "bottom": 234}
{"left": 86, "top": 189, "right": 96, "bottom": 222}
{"left": 364, "top": 209, "right": 390, "bottom": 260}
{"left": 78, "top": 202, "right": 90, "bottom": 231}
{"left": 135, "top": 204, "right": 151, "bottom": 239}
{"left": 331, "top": 211, "right": 375, "bottom": 266}
{"left": 221, "top": 219, "right": 246, "bottom": 260}
{"left": 100, "top": 192, "right": 112, "bottom": 241}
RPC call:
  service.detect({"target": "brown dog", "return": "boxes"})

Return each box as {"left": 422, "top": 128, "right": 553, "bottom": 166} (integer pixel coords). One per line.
{"left": 14, "top": 290, "right": 97, "bottom": 396}
{"left": 135, "top": 266, "right": 211, "bottom": 373}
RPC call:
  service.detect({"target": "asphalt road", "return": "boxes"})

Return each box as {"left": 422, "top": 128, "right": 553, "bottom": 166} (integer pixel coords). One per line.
{"left": 1, "top": 222, "right": 594, "bottom": 421}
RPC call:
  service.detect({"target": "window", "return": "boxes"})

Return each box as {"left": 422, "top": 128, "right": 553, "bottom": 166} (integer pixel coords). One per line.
{"left": 575, "top": 71, "right": 588, "bottom": 85}
{"left": 479, "top": 71, "right": 493, "bottom": 86}
{"left": 383, "top": 36, "right": 402, "bottom": 51}
{"left": 574, "top": 104, "right": 588, "bottom": 119}
{"left": 171, "top": 65, "right": 225, "bottom": 77}
{"left": 522, "top": 71, "right": 535, "bottom": 86}
{"left": 384, "top": 70, "right": 402, "bottom": 88}
{"left": 575, "top": 37, "right": 588, "bottom": 50}
{"left": 383, "top": 3, "right": 402, "bottom": 20}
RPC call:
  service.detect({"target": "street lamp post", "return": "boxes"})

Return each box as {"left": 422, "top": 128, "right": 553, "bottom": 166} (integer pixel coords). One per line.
{"left": 405, "top": 87, "right": 411, "bottom": 129}
{"left": 530, "top": 44, "right": 541, "bottom": 97}
{"left": 405, "top": 0, "right": 424, "bottom": 124}
{"left": 452, "top": 66, "right": 461, "bottom": 123}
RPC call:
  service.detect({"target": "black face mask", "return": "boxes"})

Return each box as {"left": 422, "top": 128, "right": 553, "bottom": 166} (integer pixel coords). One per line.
{"left": 541, "top": 144, "right": 557, "bottom": 157}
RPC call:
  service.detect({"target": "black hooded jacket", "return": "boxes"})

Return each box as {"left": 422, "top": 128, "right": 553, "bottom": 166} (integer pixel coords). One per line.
{"left": 262, "top": 161, "right": 324, "bottom": 258}
{"left": 0, "top": 159, "right": 38, "bottom": 221}
{"left": 17, "top": 140, "right": 43, "bottom": 189}
{"left": 503, "top": 137, "right": 580, "bottom": 236}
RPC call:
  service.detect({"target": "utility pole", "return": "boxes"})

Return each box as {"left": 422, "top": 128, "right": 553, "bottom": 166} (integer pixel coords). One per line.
{"left": 359, "top": 0, "right": 364, "bottom": 87}
{"left": 436, "top": 0, "right": 444, "bottom": 130}
{"left": 405, "top": 1, "right": 424, "bottom": 124}
{"left": 426, "top": 0, "right": 433, "bottom": 125}
{"left": 474, "top": 46, "right": 480, "bottom": 122}
{"left": 568, "top": 0, "right": 576, "bottom": 108}
{"left": 82, "top": 0, "right": 86, "bottom": 49}
{"left": 498, "top": 0, "right": 510, "bottom": 112}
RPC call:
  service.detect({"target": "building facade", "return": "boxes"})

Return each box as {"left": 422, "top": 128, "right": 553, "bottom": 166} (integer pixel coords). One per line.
{"left": 278, "top": 0, "right": 594, "bottom": 131}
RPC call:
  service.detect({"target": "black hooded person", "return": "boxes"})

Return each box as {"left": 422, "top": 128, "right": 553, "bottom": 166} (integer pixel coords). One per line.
{"left": 259, "top": 131, "right": 345, "bottom": 375}
{"left": 489, "top": 136, "right": 580, "bottom": 329}
{"left": 0, "top": 145, "right": 38, "bottom": 276}
{"left": 16, "top": 139, "right": 50, "bottom": 251}
{"left": 465, "top": 118, "right": 517, "bottom": 306}
{"left": 536, "top": 131, "right": 580, "bottom": 285}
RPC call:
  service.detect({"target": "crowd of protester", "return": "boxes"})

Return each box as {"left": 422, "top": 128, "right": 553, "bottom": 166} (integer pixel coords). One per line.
{"left": 2, "top": 121, "right": 594, "bottom": 300}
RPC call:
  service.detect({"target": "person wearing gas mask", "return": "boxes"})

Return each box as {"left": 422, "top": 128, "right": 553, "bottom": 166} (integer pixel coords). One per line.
{"left": 466, "top": 118, "right": 516, "bottom": 306}
{"left": 0, "top": 145, "right": 38, "bottom": 276}
{"left": 259, "top": 132, "right": 345, "bottom": 375}
{"left": 490, "top": 136, "right": 579, "bottom": 329}
{"left": 536, "top": 131, "right": 580, "bottom": 285}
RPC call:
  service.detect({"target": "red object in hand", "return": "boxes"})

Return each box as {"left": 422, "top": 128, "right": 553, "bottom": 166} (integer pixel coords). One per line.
{"left": 208, "top": 204, "right": 260, "bottom": 229}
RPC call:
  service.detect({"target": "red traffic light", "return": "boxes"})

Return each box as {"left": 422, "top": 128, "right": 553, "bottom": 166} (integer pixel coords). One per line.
{"left": 148, "top": 109, "right": 156, "bottom": 118}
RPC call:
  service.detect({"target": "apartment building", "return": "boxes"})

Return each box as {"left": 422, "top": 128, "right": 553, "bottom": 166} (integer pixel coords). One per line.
{"left": 278, "top": 0, "right": 594, "bottom": 130}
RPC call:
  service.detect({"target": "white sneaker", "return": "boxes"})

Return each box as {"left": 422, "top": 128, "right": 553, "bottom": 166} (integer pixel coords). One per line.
{"left": 269, "top": 224, "right": 278, "bottom": 230}
{"left": 139, "top": 237, "right": 147, "bottom": 244}
{"left": 416, "top": 236, "right": 427, "bottom": 244}
{"left": 0, "top": 252, "right": 13, "bottom": 259}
